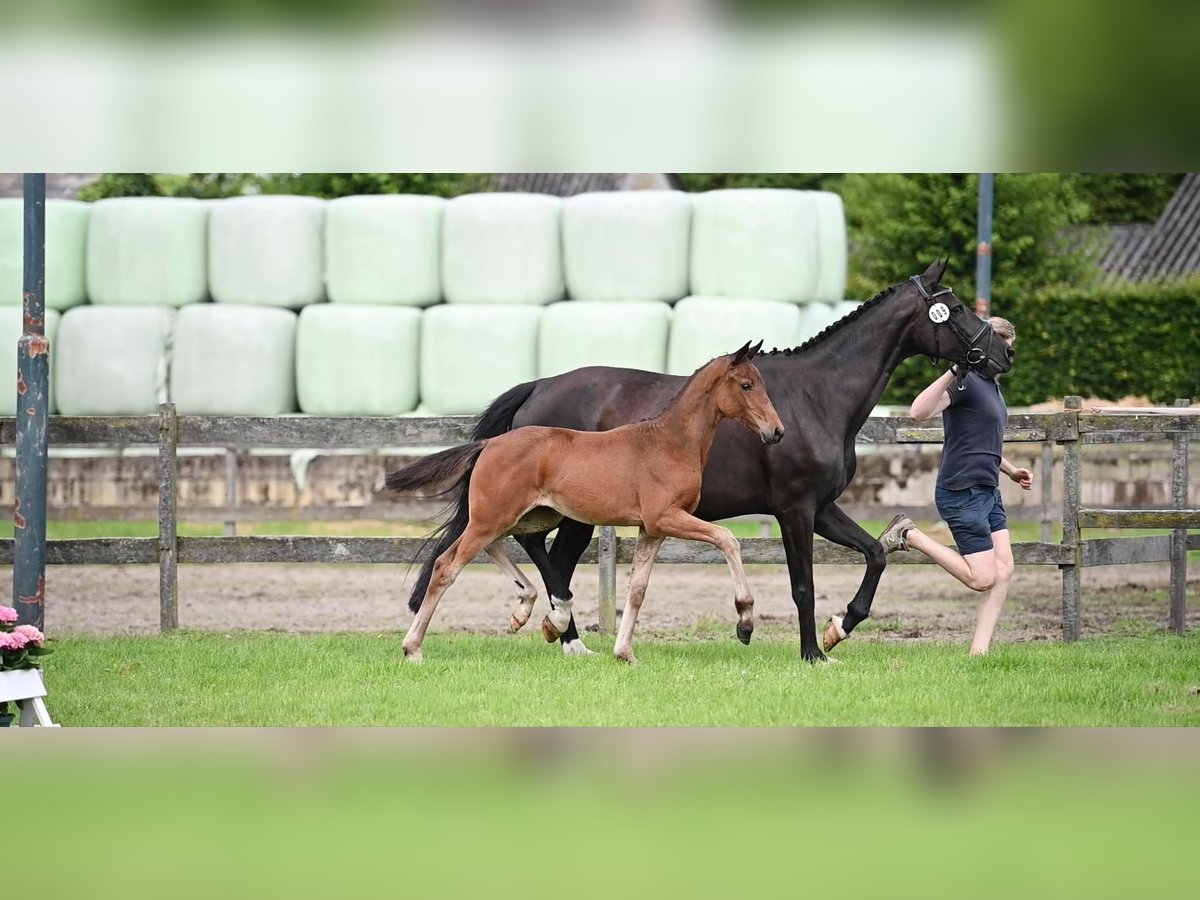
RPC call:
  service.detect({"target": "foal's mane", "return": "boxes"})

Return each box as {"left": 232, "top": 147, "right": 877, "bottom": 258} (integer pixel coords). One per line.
{"left": 639, "top": 351, "right": 731, "bottom": 423}
{"left": 765, "top": 282, "right": 900, "bottom": 357}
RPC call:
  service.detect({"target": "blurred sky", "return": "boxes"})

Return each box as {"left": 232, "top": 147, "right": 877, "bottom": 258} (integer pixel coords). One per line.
{"left": 1, "top": 1, "right": 1193, "bottom": 171}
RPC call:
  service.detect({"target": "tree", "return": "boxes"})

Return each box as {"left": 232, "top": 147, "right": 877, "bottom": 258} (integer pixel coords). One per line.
{"left": 839, "top": 173, "right": 1093, "bottom": 300}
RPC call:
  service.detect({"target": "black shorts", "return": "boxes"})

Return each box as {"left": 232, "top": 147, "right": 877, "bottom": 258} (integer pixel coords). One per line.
{"left": 934, "top": 485, "right": 1007, "bottom": 555}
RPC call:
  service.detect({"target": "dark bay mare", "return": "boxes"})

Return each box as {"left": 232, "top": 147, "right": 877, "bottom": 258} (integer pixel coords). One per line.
{"left": 406, "top": 260, "right": 1013, "bottom": 661}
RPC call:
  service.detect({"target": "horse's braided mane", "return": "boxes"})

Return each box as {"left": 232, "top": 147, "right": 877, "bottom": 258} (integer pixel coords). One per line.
{"left": 765, "top": 283, "right": 898, "bottom": 357}
{"left": 633, "top": 283, "right": 901, "bottom": 422}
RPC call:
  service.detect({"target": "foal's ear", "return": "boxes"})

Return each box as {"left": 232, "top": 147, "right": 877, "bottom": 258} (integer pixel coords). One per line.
{"left": 732, "top": 339, "right": 764, "bottom": 365}
{"left": 921, "top": 257, "right": 948, "bottom": 285}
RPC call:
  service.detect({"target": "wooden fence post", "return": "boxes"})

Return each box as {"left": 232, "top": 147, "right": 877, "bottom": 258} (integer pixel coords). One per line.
{"left": 158, "top": 403, "right": 179, "bottom": 632}
{"left": 224, "top": 448, "right": 238, "bottom": 537}
{"left": 1040, "top": 440, "right": 1055, "bottom": 543}
{"left": 1170, "top": 398, "right": 1191, "bottom": 635}
{"left": 1061, "top": 396, "right": 1082, "bottom": 641}
{"left": 598, "top": 525, "right": 617, "bottom": 634}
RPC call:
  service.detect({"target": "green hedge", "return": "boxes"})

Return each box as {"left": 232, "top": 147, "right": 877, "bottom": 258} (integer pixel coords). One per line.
{"left": 880, "top": 280, "right": 1200, "bottom": 407}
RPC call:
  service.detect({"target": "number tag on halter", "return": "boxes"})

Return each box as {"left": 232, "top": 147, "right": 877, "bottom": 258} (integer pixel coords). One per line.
{"left": 928, "top": 302, "right": 950, "bottom": 324}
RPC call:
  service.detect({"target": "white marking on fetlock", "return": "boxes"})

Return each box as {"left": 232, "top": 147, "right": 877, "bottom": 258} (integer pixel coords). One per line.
{"left": 562, "top": 639, "right": 596, "bottom": 657}
{"left": 547, "top": 597, "right": 574, "bottom": 634}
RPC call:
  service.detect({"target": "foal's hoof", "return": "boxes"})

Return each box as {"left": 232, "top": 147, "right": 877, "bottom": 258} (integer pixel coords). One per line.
{"left": 736, "top": 624, "right": 753, "bottom": 646}
{"left": 823, "top": 615, "right": 847, "bottom": 653}
{"left": 540, "top": 616, "right": 562, "bottom": 643}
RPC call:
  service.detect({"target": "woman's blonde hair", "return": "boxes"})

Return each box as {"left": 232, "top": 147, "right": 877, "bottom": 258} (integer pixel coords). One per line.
{"left": 989, "top": 316, "right": 1015, "bottom": 343}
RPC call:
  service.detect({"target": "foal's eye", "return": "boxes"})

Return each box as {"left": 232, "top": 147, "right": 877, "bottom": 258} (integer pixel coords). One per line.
{"left": 741, "top": 382, "right": 753, "bottom": 391}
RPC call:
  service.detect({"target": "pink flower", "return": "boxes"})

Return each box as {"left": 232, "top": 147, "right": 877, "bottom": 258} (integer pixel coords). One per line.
{"left": 13, "top": 625, "right": 44, "bottom": 645}
{"left": 0, "top": 606, "right": 18, "bottom": 624}
{"left": 1, "top": 632, "right": 29, "bottom": 650}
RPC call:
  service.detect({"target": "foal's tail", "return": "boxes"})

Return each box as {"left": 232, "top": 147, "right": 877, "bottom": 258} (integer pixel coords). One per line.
{"left": 385, "top": 442, "right": 486, "bottom": 613}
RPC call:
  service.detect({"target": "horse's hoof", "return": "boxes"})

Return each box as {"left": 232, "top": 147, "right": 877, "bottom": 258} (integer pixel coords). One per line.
{"left": 736, "top": 625, "right": 753, "bottom": 645}
{"left": 510, "top": 613, "right": 528, "bottom": 634}
{"left": 540, "top": 616, "right": 562, "bottom": 643}
{"left": 823, "top": 615, "right": 847, "bottom": 653}
{"left": 562, "top": 639, "right": 597, "bottom": 657}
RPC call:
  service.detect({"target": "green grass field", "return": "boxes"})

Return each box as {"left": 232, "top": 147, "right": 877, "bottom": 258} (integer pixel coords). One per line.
{"left": 35, "top": 629, "right": 1200, "bottom": 726}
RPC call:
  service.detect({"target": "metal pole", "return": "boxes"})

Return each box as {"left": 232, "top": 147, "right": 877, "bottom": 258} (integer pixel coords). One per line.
{"left": 1169, "top": 398, "right": 1190, "bottom": 635}
{"left": 975, "top": 173, "right": 994, "bottom": 319}
{"left": 13, "top": 174, "right": 49, "bottom": 630}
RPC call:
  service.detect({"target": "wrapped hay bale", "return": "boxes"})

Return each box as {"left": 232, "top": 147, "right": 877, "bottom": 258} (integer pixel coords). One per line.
{"left": 562, "top": 191, "right": 691, "bottom": 303}
{"left": 54, "top": 306, "right": 172, "bottom": 415}
{"left": 86, "top": 197, "right": 209, "bottom": 306}
{"left": 171, "top": 305, "right": 297, "bottom": 415}
{"left": 689, "top": 189, "right": 846, "bottom": 303}
{"left": 325, "top": 195, "right": 443, "bottom": 306}
{"left": 296, "top": 304, "right": 421, "bottom": 415}
{"left": 208, "top": 196, "right": 326, "bottom": 308}
{"left": 0, "top": 199, "right": 89, "bottom": 310}
{"left": 538, "top": 300, "right": 671, "bottom": 376}
{"left": 667, "top": 296, "right": 800, "bottom": 375}
{"left": 442, "top": 193, "right": 563, "bottom": 305}
{"left": 420, "top": 304, "right": 541, "bottom": 414}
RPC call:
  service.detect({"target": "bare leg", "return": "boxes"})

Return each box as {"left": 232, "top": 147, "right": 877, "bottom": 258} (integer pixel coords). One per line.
{"left": 402, "top": 527, "right": 494, "bottom": 662}
{"left": 971, "top": 530, "right": 1014, "bottom": 655}
{"left": 905, "top": 527, "right": 998, "bottom": 592}
{"left": 613, "top": 530, "right": 664, "bottom": 665}
{"left": 651, "top": 510, "right": 756, "bottom": 639}
{"left": 485, "top": 542, "right": 539, "bottom": 633}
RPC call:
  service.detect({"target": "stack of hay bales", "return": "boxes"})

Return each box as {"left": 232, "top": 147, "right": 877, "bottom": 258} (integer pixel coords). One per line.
{"left": 0, "top": 187, "right": 855, "bottom": 420}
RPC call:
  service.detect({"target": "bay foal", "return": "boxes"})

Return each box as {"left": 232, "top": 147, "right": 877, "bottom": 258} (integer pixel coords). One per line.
{"left": 387, "top": 341, "right": 785, "bottom": 664}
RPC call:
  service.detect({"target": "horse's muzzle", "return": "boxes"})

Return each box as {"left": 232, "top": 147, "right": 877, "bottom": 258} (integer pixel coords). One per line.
{"left": 763, "top": 426, "right": 785, "bottom": 445}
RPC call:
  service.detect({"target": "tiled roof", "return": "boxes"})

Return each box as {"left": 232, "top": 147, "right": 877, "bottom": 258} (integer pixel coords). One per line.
{"left": 1100, "top": 173, "right": 1200, "bottom": 282}
{"left": 490, "top": 173, "right": 627, "bottom": 195}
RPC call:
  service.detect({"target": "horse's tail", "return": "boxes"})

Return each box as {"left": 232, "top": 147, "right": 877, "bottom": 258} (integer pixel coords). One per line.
{"left": 384, "top": 441, "right": 485, "bottom": 497}
{"left": 386, "top": 442, "right": 486, "bottom": 614}
{"left": 471, "top": 380, "right": 537, "bottom": 441}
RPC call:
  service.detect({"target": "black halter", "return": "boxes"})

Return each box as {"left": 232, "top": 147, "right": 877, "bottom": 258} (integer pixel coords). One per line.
{"left": 909, "top": 275, "right": 994, "bottom": 372}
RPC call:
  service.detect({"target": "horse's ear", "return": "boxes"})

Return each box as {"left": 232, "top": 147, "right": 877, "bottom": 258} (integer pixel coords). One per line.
{"left": 731, "top": 340, "right": 752, "bottom": 364}
{"left": 922, "top": 258, "right": 948, "bottom": 285}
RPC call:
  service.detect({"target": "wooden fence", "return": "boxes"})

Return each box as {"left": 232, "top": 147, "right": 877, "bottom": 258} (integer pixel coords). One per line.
{"left": 2, "top": 397, "right": 1197, "bottom": 638}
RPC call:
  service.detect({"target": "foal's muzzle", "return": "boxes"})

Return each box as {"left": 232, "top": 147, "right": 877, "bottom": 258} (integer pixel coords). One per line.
{"left": 763, "top": 425, "right": 785, "bottom": 445}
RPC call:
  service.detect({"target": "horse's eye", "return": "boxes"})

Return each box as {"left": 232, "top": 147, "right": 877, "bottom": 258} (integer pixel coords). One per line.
{"left": 741, "top": 382, "right": 753, "bottom": 391}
